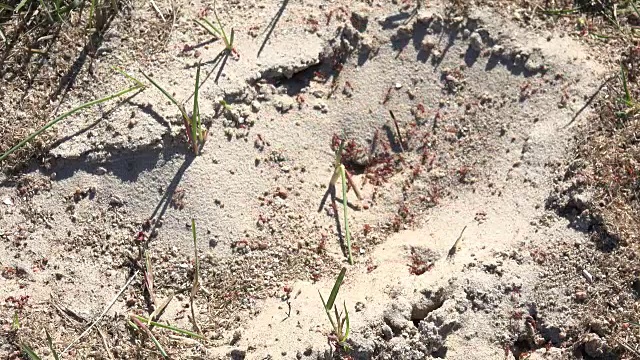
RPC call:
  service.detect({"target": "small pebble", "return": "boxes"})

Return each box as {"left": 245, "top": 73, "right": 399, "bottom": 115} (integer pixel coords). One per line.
{"left": 575, "top": 291, "right": 587, "bottom": 302}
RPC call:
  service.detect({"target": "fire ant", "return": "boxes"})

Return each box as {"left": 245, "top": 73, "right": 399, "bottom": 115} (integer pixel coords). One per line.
{"left": 363, "top": 223, "right": 371, "bottom": 236}
{"left": 326, "top": 6, "right": 349, "bottom": 25}
{"left": 417, "top": 103, "right": 426, "bottom": 114}
{"left": 307, "top": 18, "right": 320, "bottom": 32}
{"left": 197, "top": 7, "right": 209, "bottom": 18}
{"left": 314, "top": 71, "right": 327, "bottom": 81}
{"left": 344, "top": 81, "right": 354, "bottom": 91}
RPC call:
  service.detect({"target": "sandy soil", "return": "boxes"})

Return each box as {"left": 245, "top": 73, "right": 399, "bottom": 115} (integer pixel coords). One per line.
{"left": 1, "top": 0, "right": 632, "bottom": 359}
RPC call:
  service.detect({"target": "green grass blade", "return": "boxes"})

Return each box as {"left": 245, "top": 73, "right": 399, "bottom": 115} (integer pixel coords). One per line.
{"left": 194, "top": 18, "right": 222, "bottom": 37}
{"left": 45, "top": 329, "right": 60, "bottom": 360}
{"left": 11, "top": 312, "right": 19, "bottom": 330}
{"left": 229, "top": 28, "right": 235, "bottom": 48}
{"left": 213, "top": 0, "right": 228, "bottom": 44}
{"left": 14, "top": 0, "right": 29, "bottom": 12}
{"left": 343, "top": 301, "right": 350, "bottom": 340}
{"left": 335, "top": 138, "right": 346, "bottom": 165}
{"left": 325, "top": 267, "right": 346, "bottom": 310}
{"left": 192, "top": 64, "right": 201, "bottom": 147}
{"left": 133, "top": 315, "right": 204, "bottom": 339}
{"left": 633, "top": 1, "right": 640, "bottom": 19}
{"left": 88, "top": 0, "right": 96, "bottom": 29}
{"left": 0, "top": 85, "right": 142, "bottom": 163}
{"left": 191, "top": 219, "right": 199, "bottom": 288}
{"left": 131, "top": 316, "right": 168, "bottom": 358}
{"left": 621, "top": 64, "right": 632, "bottom": 106}
{"left": 190, "top": 218, "right": 201, "bottom": 333}
{"left": 340, "top": 165, "right": 353, "bottom": 265}
{"left": 37, "top": 0, "right": 54, "bottom": 22}
{"left": 319, "top": 292, "right": 327, "bottom": 309}
{"left": 141, "top": 72, "right": 182, "bottom": 109}
{"left": 20, "top": 344, "right": 42, "bottom": 360}
{"left": 149, "top": 333, "right": 168, "bottom": 358}
{"left": 112, "top": 66, "right": 145, "bottom": 89}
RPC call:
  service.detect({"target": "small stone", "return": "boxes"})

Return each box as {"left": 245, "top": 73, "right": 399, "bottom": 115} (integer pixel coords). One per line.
{"left": 416, "top": 11, "right": 431, "bottom": 24}
{"left": 3, "top": 198, "right": 13, "bottom": 206}
{"left": 396, "top": 24, "right": 413, "bottom": 38}
{"left": 230, "top": 348, "right": 246, "bottom": 359}
{"left": 251, "top": 100, "right": 261, "bottom": 113}
{"left": 632, "top": 278, "right": 640, "bottom": 295}
{"left": 355, "top": 301, "right": 365, "bottom": 312}
{"left": 95, "top": 167, "right": 107, "bottom": 175}
{"left": 128, "top": 118, "right": 138, "bottom": 128}
{"left": 313, "top": 102, "right": 328, "bottom": 113}
{"left": 462, "top": 29, "right": 471, "bottom": 38}
{"left": 230, "top": 330, "right": 242, "bottom": 345}
{"left": 583, "top": 333, "right": 606, "bottom": 357}
{"left": 421, "top": 38, "right": 435, "bottom": 52}
{"left": 381, "top": 324, "right": 393, "bottom": 340}
{"left": 312, "top": 90, "right": 325, "bottom": 98}
{"left": 394, "top": 82, "right": 403, "bottom": 89}
{"left": 469, "top": 32, "right": 483, "bottom": 51}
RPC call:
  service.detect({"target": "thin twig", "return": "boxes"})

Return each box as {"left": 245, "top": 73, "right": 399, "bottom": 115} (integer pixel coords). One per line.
{"left": 388, "top": 110, "right": 405, "bottom": 152}
{"left": 61, "top": 270, "right": 140, "bottom": 355}
{"left": 611, "top": 336, "right": 640, "bottom": 358}
{"left": 97, "top": 327, "right": 115, "bottom": 360}
{"left": 149, "top": 0, "right": 166, "bottom": 21}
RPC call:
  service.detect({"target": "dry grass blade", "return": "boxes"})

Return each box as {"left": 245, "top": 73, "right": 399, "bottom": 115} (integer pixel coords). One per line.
{"left": 149, "top": 293, "right": 174, "bottom": 322}
{"left": 144, "top": 250, "right": 156, "bottom": 310}
{"left": 339, "top": 165, "right": 353, "bottom": 265}
{"left": 189, "top": 218, "right": 202, "bottom": 334}
{"left": 388, "top": 110, "right": 405, "bottom": 152}
{"left": 97, "top": 327, "right": 115, "bottom": 360}
{"left": 61, "top": 269, "right": 139, "bottom": 355}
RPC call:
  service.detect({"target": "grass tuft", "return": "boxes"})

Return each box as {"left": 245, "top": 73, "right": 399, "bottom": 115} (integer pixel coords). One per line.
{"left": 142, "top": 64, "right": 207, "bottom": 154}
{"left": 319, "top": 267, "right": 350, "bottom": 347}
{"left": 194, "top": 0, "right": 236, "bottom": 55}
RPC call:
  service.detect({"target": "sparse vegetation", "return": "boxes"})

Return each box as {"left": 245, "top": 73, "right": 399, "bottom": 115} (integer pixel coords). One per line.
{"left": 194, "top": 0, "right": 237, "bottom": 55}
{"left": 329, "top": 137, "right": 364, "bottom": 265}
{"left": 319, "top": 267, "right": 350, "bottom": 348}
{"left": 142, "top": 64, "right": 207, "bottom": 154}
{"left": 0, "top": 72, "right": 145, "bottom": 164}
